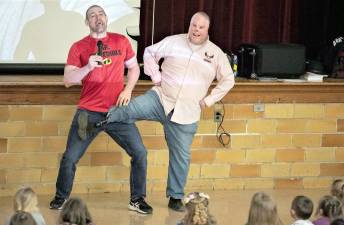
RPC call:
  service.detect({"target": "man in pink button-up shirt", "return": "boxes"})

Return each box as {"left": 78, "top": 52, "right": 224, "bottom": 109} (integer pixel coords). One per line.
{"left": 144, "top": 12, "right": 235, "bottom": 124}
{"left": 102, "top": 11, "right": 235, "bottom": 211}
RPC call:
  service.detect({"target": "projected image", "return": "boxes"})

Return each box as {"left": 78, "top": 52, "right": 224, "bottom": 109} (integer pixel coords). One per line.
{"left": 0, "top": 0, "right": 140, "bottom": 63}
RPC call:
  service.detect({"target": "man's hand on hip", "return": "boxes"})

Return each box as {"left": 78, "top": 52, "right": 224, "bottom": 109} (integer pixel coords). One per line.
{"left": 199, "top": 99, "right": 207, "bottom": 109}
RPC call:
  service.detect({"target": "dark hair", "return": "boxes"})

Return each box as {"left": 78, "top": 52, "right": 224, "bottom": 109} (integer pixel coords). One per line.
{"left": 331, "top": 179, "right": 344, "bottom": 203}
{"left": 85, "top": 5, "right": 106, "bottom": 20}
{"left": 316, "top": 195, "right": 343, "bottom": 219}
{"left": 331, "top": 218, "right": 344, "bottom": 225}
{"left": 291, "top": 196, "right": 313, "bottom": 220}
{"left": 59, "top": 198, "right": 93, "bottom": 225}
{"left": 9, "top": 211, "right": 37, "bottom": 225}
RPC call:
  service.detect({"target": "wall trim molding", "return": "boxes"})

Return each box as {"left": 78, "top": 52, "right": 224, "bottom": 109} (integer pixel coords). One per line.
{"left": 1, "top": 76, "right": 344, "bottom": 104}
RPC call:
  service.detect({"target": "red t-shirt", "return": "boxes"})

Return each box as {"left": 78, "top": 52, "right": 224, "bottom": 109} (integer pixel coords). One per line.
{"left": 66, "top": 33, "right": 135, "bottom": 112}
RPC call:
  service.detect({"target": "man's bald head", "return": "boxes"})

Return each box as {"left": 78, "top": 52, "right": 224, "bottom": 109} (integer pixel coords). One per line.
{"left": 190, "top": 12, "right": 210, "bottom": 27}
{"left": 188, "top": 11, "right": 210, "bottom": 45}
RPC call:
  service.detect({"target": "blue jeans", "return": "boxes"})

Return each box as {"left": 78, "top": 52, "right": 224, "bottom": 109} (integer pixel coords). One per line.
{"left": 55, "top": 109, "right": 147, "bottom": 201}
{"left": 107, "top": 90, "right": 198, "bottom": 199}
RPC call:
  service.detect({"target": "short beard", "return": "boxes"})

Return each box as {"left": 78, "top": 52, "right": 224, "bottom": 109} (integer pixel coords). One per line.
{"left": 91, "top": 25, "right": 106, "bottom": 34}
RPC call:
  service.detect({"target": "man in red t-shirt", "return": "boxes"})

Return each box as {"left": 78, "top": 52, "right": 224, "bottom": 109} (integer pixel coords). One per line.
{"left": 49, "top": 5, "right": 152, "bottom": 214}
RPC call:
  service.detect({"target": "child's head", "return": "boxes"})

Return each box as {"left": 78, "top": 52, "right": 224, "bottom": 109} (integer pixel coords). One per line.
{"left": 331, "top": 179, "right": 344, "bottom": 203}
{"left": 59, "top": 197, "right": 93, "bottom": 225}
{"left": 9, "top": 211, "right": 37, "bottom": 225}
{"left": 247, "top": 192, "right": 282, "bottom": 225}
{"left": 181, "top": 192, "right": 216, "bottom": 225}
{"left": 331, "top": 218, "right": 344, "bottom": 225}
{"left": 316, "top": 195, "right": 343, "bottom": 220}
{"left": 290, "top": 195, "right": 313, "bottom": 220}
{"left": 13, "top": 187, "right": 38, "bottom": 213}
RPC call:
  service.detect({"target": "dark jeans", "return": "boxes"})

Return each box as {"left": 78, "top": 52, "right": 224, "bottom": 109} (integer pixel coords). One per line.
{"left": 107, "top": 90, "right": 198, "bottom": 199}
{"left": 55, "top": 109, "right": 147, "bottom": 201}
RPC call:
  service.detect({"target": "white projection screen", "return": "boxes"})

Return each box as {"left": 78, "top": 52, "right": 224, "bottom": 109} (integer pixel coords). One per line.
{"left": 0, "top": 0, "right": 140, "bottom": 73}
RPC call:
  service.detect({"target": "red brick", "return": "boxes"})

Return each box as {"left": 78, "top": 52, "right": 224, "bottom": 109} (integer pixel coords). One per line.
{"left": 191, "top": 150, "right": 216, "bottom": 164}
{"left": 0, "top": 139, "right": 7, "bottom": 153}
{"left": 320, "top": 163, "right": 344, "bottom": 176}
{"left": 276, "top": 149, "right": 304, "bottom": 162}
{"left": 338, "top": 119, "right": 344, "bottom": 132}
{"left": 230, "top": 165, "right": 260, "bottom": 177}
{"left": 274, "top": 178, "right": 303, "bottom": 189}
{"left": 90, "top": 152, "right": 122, "bottom": 166}
{"left": 202, "top": 135, "right": 230, "bottom": 148}
{"left": 0, "top": 170, "right": 5, "bottom": 184}
{"left": 322, "top": 134, "right": 344, "bottom": 147}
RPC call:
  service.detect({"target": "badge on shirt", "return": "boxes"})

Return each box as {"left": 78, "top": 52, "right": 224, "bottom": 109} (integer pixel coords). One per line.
{"left": 204, "top": 51, "right": 214, "bottom": 63}
{"left": 103, "top": 58, "right": 112, "bottom": 65}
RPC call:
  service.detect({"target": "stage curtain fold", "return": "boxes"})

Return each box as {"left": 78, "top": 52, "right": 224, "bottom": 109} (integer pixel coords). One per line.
{"left": 138, "top": 0, "right": 343, "bottom": 62}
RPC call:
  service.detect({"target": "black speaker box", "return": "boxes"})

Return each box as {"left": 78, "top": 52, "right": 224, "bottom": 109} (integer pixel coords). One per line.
{"left": 238, "top": 43, "right": 306, "bottom": 79}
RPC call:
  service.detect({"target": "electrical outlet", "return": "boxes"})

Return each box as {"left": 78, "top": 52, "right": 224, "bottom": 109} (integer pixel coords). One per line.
{"left": 253, "top": 103, "right": 265, "bottom": 112}
{"left": 214, "top": 111, "right": 223, "bottom": 122}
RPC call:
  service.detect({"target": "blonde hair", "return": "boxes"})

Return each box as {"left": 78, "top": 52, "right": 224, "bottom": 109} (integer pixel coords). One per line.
{"left": 13, "top": 187, "right": 39, "bottom": 213}
{"left": 331, "top": 179, "right": 344, "bottom": 203}
{"left": 247, "top": 192, "right": 283, "bottom": 225}
{"left": 182, "top": 192, "right": 216, "bottom": 225}
{"left": 316, "top": 195, "right": 343, "bottom": 220}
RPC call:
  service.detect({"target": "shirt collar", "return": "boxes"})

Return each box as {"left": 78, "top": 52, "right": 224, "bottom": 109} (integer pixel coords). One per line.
{"left": 186, "top": 34, "right": 209, "bottom": 51}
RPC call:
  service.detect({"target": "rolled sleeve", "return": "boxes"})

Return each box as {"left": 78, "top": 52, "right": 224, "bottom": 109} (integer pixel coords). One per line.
{"left": 125, "top": 56, "right": 137, "bottom": 68}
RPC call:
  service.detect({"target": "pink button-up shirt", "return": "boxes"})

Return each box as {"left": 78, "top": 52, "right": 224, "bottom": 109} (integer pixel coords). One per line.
{"left": 144, "top": 34, "right": 235, "bottom": 124}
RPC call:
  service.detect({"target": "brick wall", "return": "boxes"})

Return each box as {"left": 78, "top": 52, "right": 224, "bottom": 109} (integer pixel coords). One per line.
{"left": 0, "top": 103, "right": 343, "bottom": 196}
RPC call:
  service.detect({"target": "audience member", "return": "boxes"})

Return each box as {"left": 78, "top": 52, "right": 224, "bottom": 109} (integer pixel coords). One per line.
{"left": 59, "top": 197, "right": 93, "bottom": 225}
{"left": 330, "top": 218, "right": 344, "bottom": 225}
{"left": 290, "top": 195, "right": 314, "bottom": 225}
{"left": 4, "top": 187, "right": 45, "bottom": 225}
{"left": 246, "top": 192, "right": 283, "bottom": 225}
{"left": 331, "top": 179, "right": 344, "bottom": 204}
{"left": 313, "top": 195, "right": 343, "bottom": 225}
{"left": 178, "top": 192, "right": 216, "bottom": 225}
{"left": 9, "top": 211, "right": 37, "bottom": 225}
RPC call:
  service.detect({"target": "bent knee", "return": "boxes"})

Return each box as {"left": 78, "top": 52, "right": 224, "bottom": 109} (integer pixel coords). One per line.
{"left": 132, "top": 148, "right": 147, "bottom": 160}
{"left": 60, "top": 153, "right": 80, "bottom": 165}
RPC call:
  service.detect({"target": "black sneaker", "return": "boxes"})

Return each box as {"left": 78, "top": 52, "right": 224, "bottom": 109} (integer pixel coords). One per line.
{"left": 49, "top": 197, "right": 67, "bottom": 210}
{"left": 168, "top": 197, "right": 185, "bottom": 212}
{"left": 128, "top": 198, "right": 153, "bottom": 214}
{"left": 77, "top": 111, "right": 89, "bottom": 140}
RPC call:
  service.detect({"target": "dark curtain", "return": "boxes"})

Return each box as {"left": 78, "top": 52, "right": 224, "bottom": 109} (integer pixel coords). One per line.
{"left": 138, "top": 0, "right": 344, "bottom": 63}
{"left": 138, "top": 0, "right": 300, "bottom": 62}
{"left": 298, "top": 0, "right": 344, "bottom": 59}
